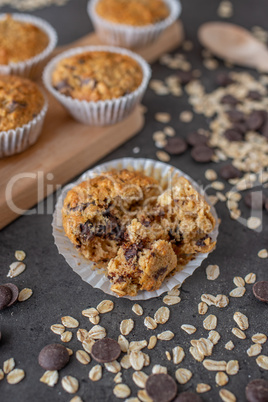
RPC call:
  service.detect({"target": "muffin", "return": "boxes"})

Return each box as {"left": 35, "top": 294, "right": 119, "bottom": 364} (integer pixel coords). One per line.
{"left": 88, "top": 0, "right": 181, "bottom": 48}
{"left": 0, "top": 75, "right": 48, "bottom": 157}
{"left": 0, "top": 13, "right": 57, "bottom": 78}
{"left": 62, "top": 169, "right": 216, "bottom": 296}
{"left": 43, "top": 46, "right": 151, "bottom": 125}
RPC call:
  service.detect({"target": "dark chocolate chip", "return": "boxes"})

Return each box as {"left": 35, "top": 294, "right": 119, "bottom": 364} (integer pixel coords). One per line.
{"left": 232, "top": 121, "right": 248, "bottom": 134}
{"left": 187, "top": 132, "right": 208, "bottom": 147}
{"left": 146, "top": 374, "right": 177, "bottom": 402}
{"left": 247, "top": 90, "right": 262, "bottom": 101}
{"left": 0, "top": 286, "right": 12, "bottom": 310}
{"left": 246, "top": 378, "right": 268, "bottom": 402}
{"left": 164, "top": 137, "right": 188, "bottom": 155}
{"left": 227, "top": 110, "right": 245, "bottom": 123}
{"left": 177, "top": 70, "right": 193, "bottom": 85}
{"left": 7, "top": 100, "right": 26, "bottom": 113}
{"left": 191, "top": 145, "right": 214, "bottom": 162}
{"left": 223, "top": 129, "right": 243, "bottom": 142}
{"left": 253, "top": 282, "right": 268, "bottom": 303}
{"left": 220, "top": 164, "right": 243, "bottom": 180}
{"left": 220, "top": 94, "right": 239, "bottom": 106}
{"left": 244, "top": 192, "right": 264, "bottom": 210}
{"left": 174, "top": 391, "right": 203, "bottom": 402}
{"left": 4, "top": 283, "right": 19, "bottom": 307}
{"left": 260, "top": 112, "right": 268, "bottom": 138}
{"left": 91, "top": 338, "right": 121, "bottom": 363}
{"left": 38, "top": 344, "right": 70, "bottom": 370}
{"left": 216, "top": 73, "right": 234, "bottom": 87}
{"left": 247, "top": 111, "right": 264, "bottom": 131}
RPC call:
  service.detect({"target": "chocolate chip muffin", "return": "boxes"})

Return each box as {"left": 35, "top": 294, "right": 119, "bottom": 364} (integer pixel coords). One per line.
{"left": 95, "top": 0, "right": 170, "bottom": 26}
{"left": 62, "top": 170, "right": 216, "bottom": 297}
{"left": 51, "top": 51, "right": 143, "bottom": 101}
{"left": 0, "top": 14, "right": 49, "bottom": 65}
{"left": 0, "top": 75, "right": 45, "bottom": 132}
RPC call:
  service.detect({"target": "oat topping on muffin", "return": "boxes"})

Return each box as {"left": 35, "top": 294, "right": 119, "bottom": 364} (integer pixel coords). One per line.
{"left": 51, "top": 51, "right": 143, "bottom": 101}
{"left": 0, "top": 15, "right": 49, "bottom": 65}
{"left": 95, "top": 0, "right": 170, "bottom": 26}
{"left": 0, "top": 75, "right": 44, "bottom": 131}
{"left": 62, "top": 170, "right": 216, "bottom": 296}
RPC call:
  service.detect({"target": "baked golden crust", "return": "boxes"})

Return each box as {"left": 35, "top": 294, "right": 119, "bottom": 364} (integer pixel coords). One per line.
{"left": 62, "top": 169, "right": 216, "bottom": 297}
{"left": 0, "top": 75, "right": 44, "bottom": 131}
{"left": 95, "top": 0, "right": 170, "bottom": 26}
{"left": 0, "top": 15, "right": 49, "bottom": 65}
{"left": 52, "top": 51, "right": 143, "bottom": 101}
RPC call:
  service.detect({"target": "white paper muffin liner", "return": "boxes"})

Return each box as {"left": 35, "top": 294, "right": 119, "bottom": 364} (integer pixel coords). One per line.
{"left": 43, "top": 45, "right": 151, "bottom": 126}
{"left": 0, "top": 13, "right": 57, "bottom": 78}
{"left": 0, "top": 94, "right": 48, "bottom": 158}
{"left": 52, "top": 158, "right": 219, "bottom": 300}
{"left": 87, "top": 0, "right": 181, "bottom": 48}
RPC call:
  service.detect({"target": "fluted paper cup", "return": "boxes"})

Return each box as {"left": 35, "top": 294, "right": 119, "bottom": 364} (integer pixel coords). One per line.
{"left": 88, "top": 0, "right": 181, "bottom": 48}
{"left": 52, "top": 158, "right": 219, "bottom": 300}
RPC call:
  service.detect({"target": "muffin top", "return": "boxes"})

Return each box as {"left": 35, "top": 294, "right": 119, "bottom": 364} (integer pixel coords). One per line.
{"left": 0, "top": 75, "right": 45, "bottom": 131}
{"left": 0, "top": 15, "right": 49, "bottom": 65}
{"left": 52, "top": 51, "right": 143, "bottom": 102}
{"left": 95, "top": 0, "right": 170, "bottom": 26}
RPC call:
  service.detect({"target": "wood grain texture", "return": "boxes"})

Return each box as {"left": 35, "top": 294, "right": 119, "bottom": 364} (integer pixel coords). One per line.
{"left": 0, "top": 21, "right": 184, "bottom": 230}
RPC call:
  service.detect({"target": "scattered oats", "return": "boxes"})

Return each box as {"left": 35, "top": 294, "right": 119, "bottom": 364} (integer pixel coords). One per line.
{"left": 204, "top": 58, "right": 219, "bottom": 70}
{"left": 233, "top": 312, "right": 249, "bottom": 330}
{"left": 118, "top": 335, "right": 129, "bottom": 353}
{"left": 217, "top": 192, "right": 227, "bottom": 202}
{"left": 247, "top": 344, "right": 262, "bottom": 357}
{"left": 154, "top": 307, "right": 170, "bottom": 324}
{"left": 143, "top": 353, "right": 150, "bottom": 367}
{"left": 196, "top": 383, "right": 211, "bottom": 393}
{"left": 66, "top": 348, "right": 73, "bottom": 356}
{"left": 157, "top": 331, "right": 174, "bottom": 341}
{"left": 89, "top": 315, "right": 100, "bottom": 325}
{"left": 211, "top": 181, "right": 225, "bottom": 191}
{"left": 190, "top": 346, "right": 204, "bottom": 362}
{"left": 76, "top": 350, "right": 91, "bottom": 365}
{"left": 129, "top": 351, "right": 145, "bottom": 371}
{"left": 0, "top": 369, "right": 3, "bottom": 381}
{"left": 225, "top": 341, "right": 234, "bottom": 351}
{"left": 167, "top": 288, "right": 180, "bottom": 297}
{"left": 256, "top": 355, "right": 268, "bottom": 370}
{"left": 201, "top": 294, "right": 216, "bottom": 306}
{"left": 132, "top": 371, "right": 148, "bottom": 388}
{"left": 129, "top": 340, "right": 147, "bottom": 352}
{"left": 198, "top": 338, "right": 214, "bottom": 357}
{"left": 144, "top": 317, "right": 157, "bottom": 330}
{"left": 206, "top": 265, "right": 220, "bottom": 281}
{"left": 82, "top": 308, "right": 98, "bottom": 318}
{"left": 105, "top": 361, "right": 121, "bottom": 373}
{"left": 175, "top": 368, "right": 192, "bottom": 384}
{"left": 252, "top": 333, "right": 267, "bottom": 344}
{"left": 205, "top": 169, "right": 218, "bottom": 181}
{"left": 61, "top": 331, "right": 72, "bottom": 343}
{"left": 40, "top": 370, "right": 59, "bottom": 387}
{"left": 87, "top": 325, "right": 106, "bottom": 340}
{"left": 155, "top": 112, "right": 171, "bottom": 123}
{"left": 153, "top": 131, "right": 166, "bottom": 142}
{"left": 70, "top": 397, "right": 83, "bottom": 402}
{"left": 77, "top": 329, "right": 88, "bottom": 343}
{"left": 82, "top": 338, "right": 95, "bottom": 354}
{"left": 3, "top": 358, "right": 15, "bottom": 374}
{"left": 208, "top": 331, "right": 221, "bottom": 345}
{"left": 138, "top": 390, "right": 153, "bottom": 402}
{"left": 208, "top": 195, "right": 218, "bottom": 206}
{"left": 180, "top": 110, "right": 193, "bottom": 123}
{"left": 181, "top": 324, "right": 197, "bottom": 335}
{"left": 15, "top": 250, "right": 26, "bottom": 261}
{"left": 61, "top": 376, "right": 79, "bottom": 394}
{"left": 89, "top": 365, "right": 102, "bottom": 381}
{"left": 258, "top": 249, "right": 268, "bottom": 258}
{"left": 219, "top": 389, "right": 236, "bottom": 402}
{"left": 198, "top": 302, "right": 208, "bottom": 315}
{"left": 114, "top": 372, "right": 122, "bottom": 383}
{"left": 163, "top": 295, "right": 181, "bottom": 305}
{"left": 232, "top": 328, "right": 246, "bottom": 340}
{"left": 203, "top": 359, "right": 227, "bottom": 371}
{"left": 203, "top": 315, "right": 217, "bottom": 330}
{"left": 152, "top": 365, "right": 167, "bottom": 374}
{"left": 120, "top": 355, "right": 131, "bottom": 370}
{"left": 226, "top": 360, "right": 239, "bottom": 375}
{"left": 216, "top": 372, "right": 229, "bottom": 387}
{"left": 245, "top": 273, "right": 256, "bottom": 284}
{"left": 61, "top": 316, "right": 79, "bottom": 329}
{"left": 247, "top": 217, "right": 262, "bottom": 230}
{"left": 233, "top": 277, "right": 245, "bottom": 288}
{"left": 156, "top": 150, "right": 170, "bottom": 162}
{"left": 6, "top": 369, "right": 25, "bottom": 385}
{"left": 97, "top": 300, "right": 114, "bottom": 314}
{"left": 173, "top": 346, "right": 185, "bottom": 364}
{"left": 165, "top": 351, "right": 172, "bottom": 361}
{"left": 229, "top": 287, "right": 246, "bottom": 298}
{"left": 18, "top": 288, "right": 33, "bottom": 302}
{"left": 148, "top": 336, "right": 157, "bottom": 350}
{"left": 218, "top": 0, "right": 233, "bottom": 18}
{"left": 164, "top": 126, "right": 175, "bottom": 136}
{"left": 132, "top": 304, "right": 143, "bottom": 316}
{"left": 51, "top": 324, "right": 65, "bottom": 335}
{"left": 7, "top": 262, "right": 26, "bottom": 278}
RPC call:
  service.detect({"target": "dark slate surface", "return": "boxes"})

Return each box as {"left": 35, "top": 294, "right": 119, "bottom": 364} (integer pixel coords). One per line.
{"left": 0, "top": 1, "right": 268, "bottom": 401}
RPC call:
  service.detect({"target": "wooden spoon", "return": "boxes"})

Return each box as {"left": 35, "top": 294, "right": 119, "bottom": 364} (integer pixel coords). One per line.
{"left": 198, "top": 21, "right": 268, "bottom": 72}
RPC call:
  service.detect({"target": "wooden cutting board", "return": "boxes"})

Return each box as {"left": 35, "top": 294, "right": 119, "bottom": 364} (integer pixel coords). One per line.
{"left": 0, "top": 21, "right": 184, "bottom": 230}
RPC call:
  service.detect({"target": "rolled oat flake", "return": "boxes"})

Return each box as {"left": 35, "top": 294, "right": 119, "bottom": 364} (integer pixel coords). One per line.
{"left": 146, "top": 373, "right": 177, "bottom": 402}
{"left": 246, "top": 378, "right": 268, "bottom": 402}
{"left": 253, "top": 281, "right": 268, "bottom": 303}
{"left": 91, "top": 338, "right": 121, "bottom": 363}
